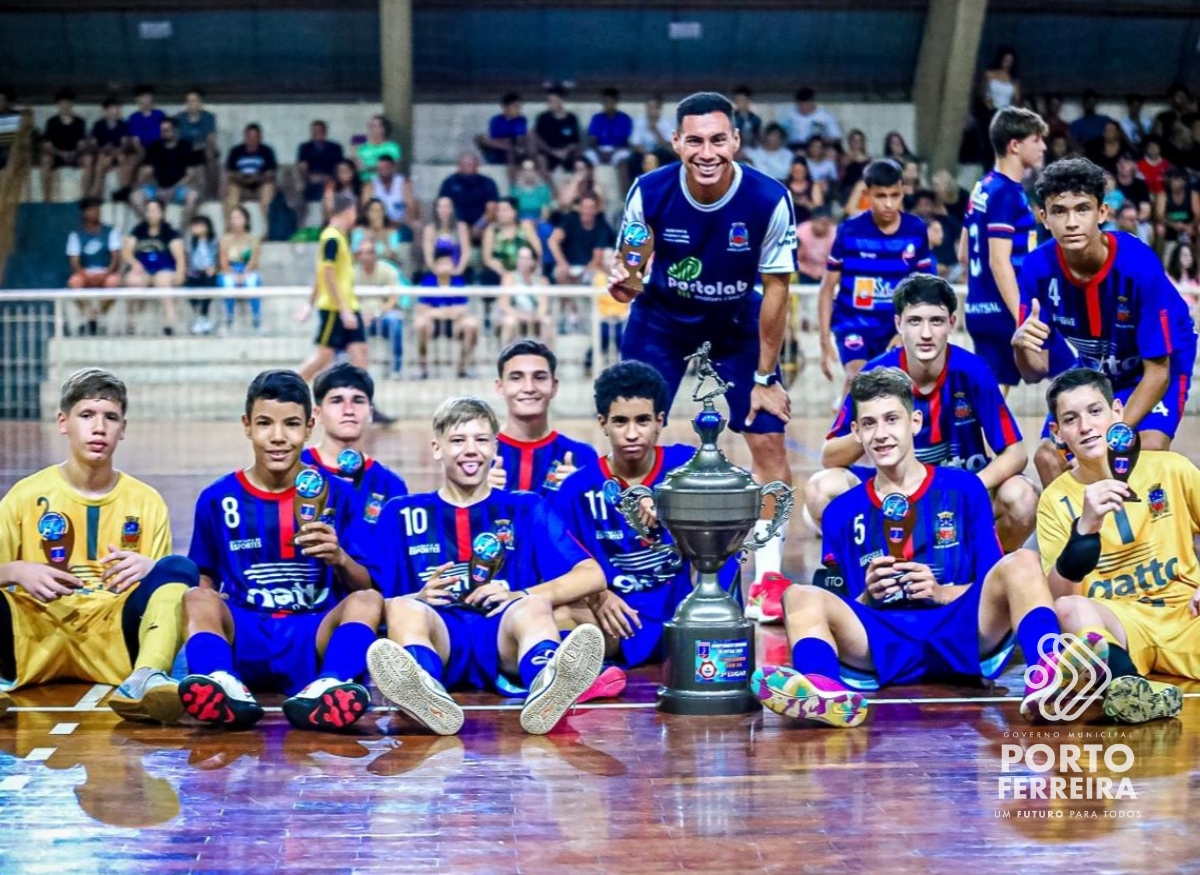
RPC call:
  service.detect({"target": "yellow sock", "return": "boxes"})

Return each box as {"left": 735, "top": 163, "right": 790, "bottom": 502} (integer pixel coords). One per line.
{"left": 133, "top": 583, "right": 188, "bottom": 672}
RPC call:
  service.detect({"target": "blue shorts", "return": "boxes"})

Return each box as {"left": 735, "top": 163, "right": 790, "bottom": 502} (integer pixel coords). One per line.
{"left": 620, "top": 298, "right": 785, "bottom": 435}
{"left": 832, "top": 320, "right": 894, "bottom": 366}
{"left": 965, "top": 310, "right": 1021, "bottom": 387}
{"left": 228, "top": 604, "right": 328, "bottom": 696}
{"left": 436, "top": 603, "right": 516, "bottom": 692}
{"left": 836, "top": 581, "right": 1014, "bottom": 690}
{"left": 1040, "top": 374, "right": 1193, "bottom": 441}
{"left": 614, "top": 576, "right": 695, "bottom": 668}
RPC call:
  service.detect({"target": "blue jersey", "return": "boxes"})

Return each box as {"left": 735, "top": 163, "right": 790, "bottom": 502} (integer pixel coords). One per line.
{"left": 821, "top": 466, "right": 1002, "bottom": 601}
{"left": 300, "top": 447, "right": 408, "bottom": 526}
{"left": 362, "top": 489, "right": 591, "bottom": 600}
{"left": 828, "top": 345, "right": 1022, "bottom": 472}
{"left": 828, "top": 211, "right": 934, "bottom": 331}
{"left": 496, "top": 431, "right": 599, "bottom": 496}
{"left": 188, "top": 470, "right": 362, "bottom": 614}
{"left": 964, "top": 171, "right": 1039, "bottom": 318}
{"left": 1018, "top": 232, "right": 1198, "bottom": 389}
{"left": 618, "top": 162, "right": 797, "bottom": 325}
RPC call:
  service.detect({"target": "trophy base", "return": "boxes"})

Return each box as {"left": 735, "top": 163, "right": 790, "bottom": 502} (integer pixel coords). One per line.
{"left": 656, "top": 574, "right": 761, "bottom": 717}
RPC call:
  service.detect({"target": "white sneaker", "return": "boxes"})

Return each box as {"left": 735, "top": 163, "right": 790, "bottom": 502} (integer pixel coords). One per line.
{"left": 520, "top": 624, "right": 605, "bottom": 735}
{"left": 109, "top": 667, "right": 184, "bottom": 724}
{"left": 179, "top": 669, "right": 264, "bottom": 729}
{"left": 283, "top": 676, "right": 370, "bottom": 731}
{"left": 367, "top": 639, "right": 464, "bottom": 736}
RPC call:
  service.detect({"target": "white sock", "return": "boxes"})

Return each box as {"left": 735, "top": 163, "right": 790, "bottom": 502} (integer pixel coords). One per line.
{"left": 754, "top": 519, "right": 787, "bottom": 579}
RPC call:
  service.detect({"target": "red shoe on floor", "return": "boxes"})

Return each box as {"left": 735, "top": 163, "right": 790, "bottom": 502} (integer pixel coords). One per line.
{"left": 745, "top": 572, "right": 792, "bottom": 624}
{"left": 575, "top": 665, "right": 628, "bottom": 705}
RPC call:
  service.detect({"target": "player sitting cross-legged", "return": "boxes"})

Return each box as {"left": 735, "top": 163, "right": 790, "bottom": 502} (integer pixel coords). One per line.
{"left": 363, "top": 396, "right": 607, "bottom": 736}
{"left": 180, "top": 369, "right": 383, "bottom": 731}
{"left": 753, "top": 368, "right": 1086, "bottom": 728}
{"left": 1036, "top": 368, "right": 1188, "bottom": 723}
{"left": 0, "top": 368, "right": 198, "bottom": 723}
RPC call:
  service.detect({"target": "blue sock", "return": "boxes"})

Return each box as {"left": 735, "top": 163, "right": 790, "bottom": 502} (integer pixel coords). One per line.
{"left": 318, "top": 622, "right": 376, "bottom": 681}
{"left": 1017, "top": 606, "right": 1060, "bottom": 667}
{"left": 185, "top": 631, "right": 234, "bottom": 676}
{"left": 405, "top": 644, "right": 444, "bottom": 683}
{"left": 791, "top": 638, "right": 840, "bottom": 680}
{"left": 519, "top": 640, "right": 559, "bottom": 689}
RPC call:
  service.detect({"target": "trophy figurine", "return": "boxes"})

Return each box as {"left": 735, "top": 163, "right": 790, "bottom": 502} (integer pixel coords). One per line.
{"left": 879, "top": 492, "right": 916, "bottom": 605}
{"left": 617, "top": 221, "right": 654, "bottom": 293}
{"left": 1106, "top": 422, "right": 1141, "bottom": 501}
{"left": 611, "top": 343, "right": 793, "bottom": 715}
{"left": 293, "top": 466, "right": 331, "bottom": 540}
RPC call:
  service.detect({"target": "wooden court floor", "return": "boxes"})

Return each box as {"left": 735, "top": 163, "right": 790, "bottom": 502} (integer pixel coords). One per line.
{"left": 2, "top": 418, "right": 1200, "bottom": 874}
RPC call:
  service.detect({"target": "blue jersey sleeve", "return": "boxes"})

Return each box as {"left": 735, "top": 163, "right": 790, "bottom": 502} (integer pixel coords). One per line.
{"left": 531, "top": 499, "right": 592, "bottom": 583}
{"left": 187, "top": 489, "right": 221, "bottom": 582}
{"left": 1016, "top": 250, "right": 1046, "bottom": 329}
{"left": 913, "top": 222, "right": 935, "bottom": 274}
{"left": 985, "top": 182, "right": 1021, "bottom": 240}
{"left": 820, "top": 497, "right": 863, "bottom": 599}
{"left": 971, "top": 362, "right": 1023, "bottom": 452}
{"left": 827, "top": 395, "right": 854, "bottom": 439}
{"left": 1135, "top": 254, "right": 1181, "bottom": 361}
{"left": 362, "top": 497, "right": 409, "bottom": 598}
{"left": 828, "top": 222, "right": 847, "bottom": 269}
{"left": 962, "top": 476, "right": 1003, "bottom": 582}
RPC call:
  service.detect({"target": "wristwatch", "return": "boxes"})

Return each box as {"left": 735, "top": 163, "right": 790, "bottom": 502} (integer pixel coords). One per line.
{"left": 753, "top": 370, "right": 778, "bottom": 387}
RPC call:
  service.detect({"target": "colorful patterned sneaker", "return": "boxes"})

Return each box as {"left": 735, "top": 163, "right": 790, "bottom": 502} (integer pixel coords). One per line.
{"left": 367, "top": 639, "right": 464, "bottom": 736}
{"left": 283, "top": 677, "right": 371, "bottom": 731}
{"left": 752, "top": 665, "right": 868, "bottom": 728}
{"left": 1020, "top": 632, "right": 1110, "bottom": 723}
{"left": 179, "top": 670, "right": 265, "bottom": 730}
{"left": 520, "top": 624, "right": 605, "bottom": 735}
{"left": 745, "top": 572, "right": 791, "bottom": 624}
{"left": 1102, "top": 676, "right": 1183, "bottom": 724}
{"left": 109, "top": 667, "right": 185, "bottom": 724}
{"left": 575, "top": 665, "right": 628, "bottom": 705}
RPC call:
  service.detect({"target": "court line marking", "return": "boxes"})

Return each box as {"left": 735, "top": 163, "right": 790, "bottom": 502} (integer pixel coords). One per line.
{"left": 49, "top": 722, "right": 79, "bottom": 735}
{"left": 0, "top": 776, "right": 30, "bottom": 792}
{"left": 73, "top": 684, "right": 112, "bottom": 710}
{"left": 24, "top": 747, "right": 56, "bottom": 762}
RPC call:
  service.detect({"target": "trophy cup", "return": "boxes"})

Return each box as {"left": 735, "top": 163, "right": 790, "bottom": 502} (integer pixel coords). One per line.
{"left": 879, "top": 492, "right": 916, "bottom": 605}
{"left": 336, "top": 447, "right": 364, "bottom": 479}
{"left": 293, "top": 466, "right": 331, "bottom": 539}
{"left": 618, "top": 221, "right": 654, "bottom": 293}
{"left": 1106, "top": 422, "right": 1141, "bottom": 501}
{"left": 463, "top": 531, "right": 507, "bottom": 610}
{"left": 611, "top": 343, "right": 793, "bottom": 715}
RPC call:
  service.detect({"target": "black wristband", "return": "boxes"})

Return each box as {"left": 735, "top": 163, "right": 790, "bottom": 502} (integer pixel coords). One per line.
{"left": 1054, "top": 519, "right": 1102, "bottom": 582}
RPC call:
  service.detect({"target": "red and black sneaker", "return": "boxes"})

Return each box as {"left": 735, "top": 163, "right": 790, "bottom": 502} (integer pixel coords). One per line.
{"left": 179, "top": 671, "right": 265, "bottom": 730}
{"left": 282, "top": 677, "right": 371, "bottom": 731}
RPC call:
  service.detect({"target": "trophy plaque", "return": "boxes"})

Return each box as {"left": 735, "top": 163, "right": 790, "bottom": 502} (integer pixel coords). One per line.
{"left": 618, "top": 221, "right": 654, "bottom": 293}
{"left": 879, "top": 492, "right": 916, "bottom": 605}
{"left": 293, "top": 466, "right": 332, "bottom": 539}
{"left": 1106, "top": 422, "right": 1141, "bottom": 501}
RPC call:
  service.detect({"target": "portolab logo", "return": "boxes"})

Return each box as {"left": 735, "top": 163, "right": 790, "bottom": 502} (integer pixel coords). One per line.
{"left": 667, "top": 257, "right": 703, "bottom": 282}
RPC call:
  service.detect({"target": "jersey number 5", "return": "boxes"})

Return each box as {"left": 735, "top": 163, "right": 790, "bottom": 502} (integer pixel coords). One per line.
{"left": 854, "top": 514, "right": 865, "bottom": 545}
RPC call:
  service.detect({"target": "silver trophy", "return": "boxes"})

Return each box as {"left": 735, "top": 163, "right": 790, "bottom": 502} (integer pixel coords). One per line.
{"left": 610, "top": 342, "right": 793, "bottom": 715}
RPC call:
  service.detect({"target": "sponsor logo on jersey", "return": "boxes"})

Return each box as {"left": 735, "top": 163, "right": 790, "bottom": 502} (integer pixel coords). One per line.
{"left": 364, "top": 493, "right": 384, "bottom": 521}
{"left": 844, "top": 333, "right": 864, "bottom": 351}
{"left": 1086, "top": 556, "right": 1179, "bottom": 600}
{"left": 121, "top": 515, "right": 141, "bottom": 549}
{"left": 229, "top": 538, "right": 263, "bottom": 551}
{"left": 662, "top": 228, "right": 690, "bottom": 244}
{"left": 409, "top": 543, "right": 441, "bottom": 555}
{"left": 1148, "top": 484, "right": 1170, "bottom": 519}
{"left": 728, "top": 222, "right": 750, "bottom": 252}
{"left": 667, "top": 257, "right": 703, "bottom": 282}
{"left": 935, "top": 511, "right": 959, "bottom": 548}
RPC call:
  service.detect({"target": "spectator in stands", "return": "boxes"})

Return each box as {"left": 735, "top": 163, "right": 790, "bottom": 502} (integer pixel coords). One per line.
{"left": 796, "top": 205, "right": 834, "bottom": 286}
{"left": 1162, "top": 116, "right": 1200, "bottom": 173}
{"left": 804, "top": 137, "right": 839, "bottom": 189}
{"left": 438, "top": 151, "right": 499, "bottom": 246}
{"left": 511, "top": 157, "right": 554, "bottom": 222}
{"left": 931, "top": 169, "right": 970, "bottom": 225}
{"left": 66, "top": 197, "right": 121, "bottom": 334}
{"left": 980, "top": 46, "right": 1021, "bottom": 114}
{"left": 323, "top": 159, "right": 361, "bottom": 223}
{"left": 534, "top": 85, "right": 583, "bottom": 176}
{"left": 1139, "top": 136, "right": 1171, "bottom": 195}
{"left": 86, "top": 96, "right": 138, "bottom": 200}
{"left": 1152, "top": 84, "right": 1197, "bottom": 141}
{"left": 356, "top": 114, "right": 401, "bottom": 182}
{"left": 925, "top": 216, "right": 960, "bottom": 281}
{"left": 556, "top": 156, "right": 608, "bottom": 214}
{"left": 415, "top": 254, "right": 480, "bottom": 379}
{"left": 296, "top": 120, "right": 345, "bottom": 227}
{"left": 584, "top": 87, "right": 633, "bottom": 170}
{"left": 548, "top": 193, "right": 614, "bottom": 285}
{"left": 731, "top": 85, "right": 763, "bottom": 150}
{"left": 1087, "top": 120, "right": 1130, "bottom": 176}
{"left": 883, "top": 132, "right": 915, "bottom": 162}
{"left": 39, "top": 87, "right": 90, "bottom": 203}
{"left": 476, "top": 92, "right": 529, "bottom": 175}
{"left": 1120, "top": 93, "right": 1151, "bottom": 150}
{"left": 356, "top": 238, "right": 408, "bottom": 378}
{"left": 785, "top": 157, "right": 823, "bottom": 224}
{"left": 497, "top": 244, "right": 552, "bottom": 346}
{"left": 175, "top": 88, "right": 218, "bottom": 199}
{"left": 482, "top": 197, "right": 542, "bottom": 285}
{"left": 629, "top": 94, "right": 675, "bottom": 179}
{"left": 781, "top": 87, "right": 842, "bottom": 149}
{"left": 588, "top": 248, "right": 627, "bottom": 372}
{"left": 127, "top": 85, "right": 165, "bottom": 152}
{"left": 1069, "top": 89, "right": 1115, "bottom": 152}
{"left": 218, "top": 205, "right": 263, "bottom": 335}
{"left": 184, "top": 215, "right": 219, "bottom": 336}
{"left": 123, "top": 198, "right": 184, "bottom": 335}
{"left": 0, "top": 86, "right": 19, "bottom": 172}
{"left": 1115, "top": 202, "right": 1152, "bottom": 246}
{"left": 363, "top": 153, "right": 417, "bottom": 237}
{"left": 132, "top": 117, "right": 199, "bottom": 226}
{"left": 900, "top": 158, "right": 923, "bottom": 209}
{"left": 352, "top": 198, "right": 411, "bottom": 278}
{"left": 1166, "top": 242, "right": 1200, "bottom": 299}
{"left": 1102, "top": 172, "right": 1126, "bottom": 230}
{"left": 1114, "top": 153, "right": 1152, "bottom": 222}
{"left": 422, "top": 195, "right": 471, "bottom": 279}
{"left": 224, "top": 123, "right": 278, "bottom": 222}
{"left": 1046, "top": 133, "right": 1072, "bottom": 164}
{"left": 839, "top": 129, "right": 870, "bottom": 204}
{"left": 1157, "top": 168, "right": 1199, "bottom": 247}
{"left": 745, "top": 123, "right": 792, "bottom": 182}
{"left": 1041, "top": 93, "right": 1070, "bottom": 142}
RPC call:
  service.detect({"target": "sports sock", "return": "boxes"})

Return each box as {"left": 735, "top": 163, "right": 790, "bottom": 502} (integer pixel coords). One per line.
{"left": 185, "top": 631, "right": 235, "bottom": 676}
{"left": 519, "top": 639, "right": 559, "bottom": 689}
{"left": 404, "top": 644, "right": 445, "bottom": 683}
{"left": 1017, "top": 606, "right": 1059, "bottom": 667}
{"left": 317, "top": 621, "right": 376, "bottom": 681}
{"left": 1079, "top": 626, "right": 1137, "bottom": 679}
{"left": 791, "top": 637, "right": 840, "bottom": 681}
{"left": 753, "top": 519, "right": 787, "bottom": 578}
{"left": 132, "top": 583, "right": 188, "bottom": 672}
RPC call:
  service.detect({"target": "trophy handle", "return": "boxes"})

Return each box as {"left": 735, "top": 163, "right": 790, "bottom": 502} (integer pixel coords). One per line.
{"left": 612, "top": 483, "right": 669, "bottom": 549}
{"left": 742, "top": 481, "right": 795, "bottom": 551}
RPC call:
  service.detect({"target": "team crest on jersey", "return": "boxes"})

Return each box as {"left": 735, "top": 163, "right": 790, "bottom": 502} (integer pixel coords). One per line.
{"left": 364, "top": 493, "right": 384, "bottom": 521}
{"left": 935, "top": 512, "right": 959, "bottom": 548}
{"left": 542, "top": 462, "right": 565, "bottom": 491}
{"left": 495, "top": 519, "right": 515, "bottom": 550}
{"left": 902, "top": 243, "right": 917, "bottom": 266}
{"left": 1148, "top": 484, "right": 1171, "bottom": 519}
{"left": 728, "top": 222, "right": 750, "bottom": 252}
{"left": 1116, "top": 296, "right": 1131, "bottom": 324}
{"left": 954, "top": 394, "right": 973, "bottom": 421}
{"left": 121, "top": 515, "right": 141, "bottom": 549}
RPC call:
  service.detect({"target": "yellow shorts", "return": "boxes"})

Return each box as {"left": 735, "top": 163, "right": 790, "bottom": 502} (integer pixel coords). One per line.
{"left": 3, "top": 585, "right": 135, "bottom": 689}
{"left": 1105, "top": 595, "right": 1200, "bottom": 680}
